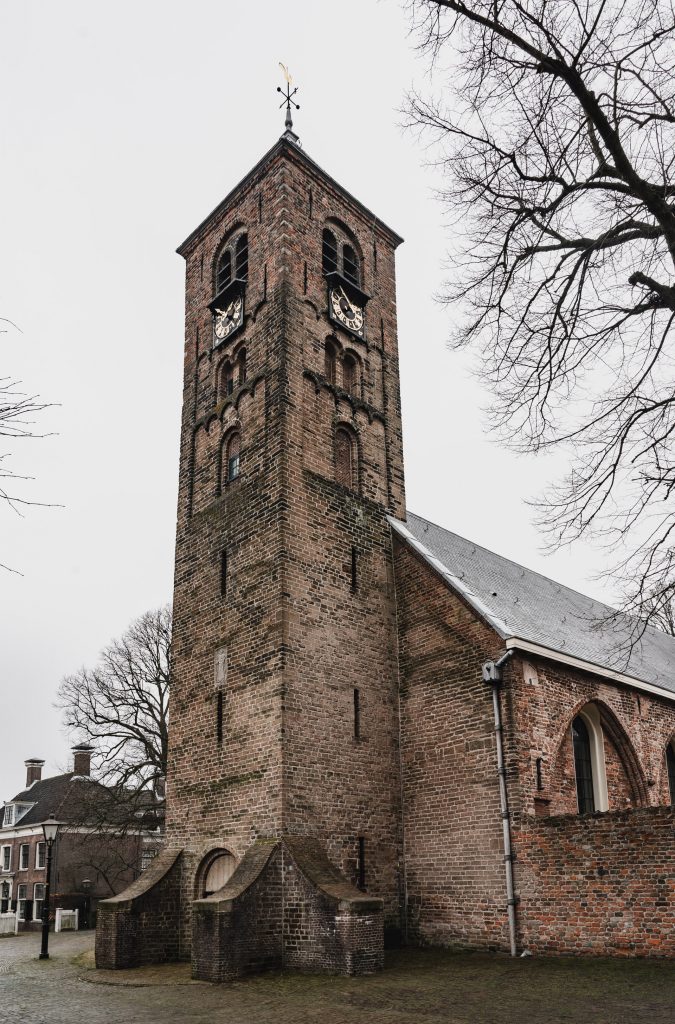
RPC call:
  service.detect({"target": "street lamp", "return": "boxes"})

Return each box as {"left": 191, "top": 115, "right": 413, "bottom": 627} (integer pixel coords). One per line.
{"left": 39, "top": 814, "right": 61, "bottom": 960}
{"left": 80, "top": 878, "right": 91, "bottom": 930}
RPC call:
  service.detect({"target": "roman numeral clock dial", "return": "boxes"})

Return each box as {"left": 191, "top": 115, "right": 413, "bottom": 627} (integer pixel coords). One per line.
{"left": 328, "top": 284, "right": 365, "bottom": 339}
{"left": 214, "top": 295, "right": 243, "bottom": 342}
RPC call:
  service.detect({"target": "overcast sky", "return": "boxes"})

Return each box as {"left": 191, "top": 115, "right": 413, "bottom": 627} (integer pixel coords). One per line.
{"left": 0, "top": 0, "right": 616, "bottom": 798}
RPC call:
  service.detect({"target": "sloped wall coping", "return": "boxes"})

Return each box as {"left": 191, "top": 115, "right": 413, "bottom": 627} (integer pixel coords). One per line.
{"left": 98, "top": 848, "right": 183, "bottom": 913}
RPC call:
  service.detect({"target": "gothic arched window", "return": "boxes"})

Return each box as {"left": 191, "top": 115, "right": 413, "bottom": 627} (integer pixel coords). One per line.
{"left": 667, "top": 742, "right": 675, "bottom": 805}
{"left": 335, "top": 426, "right": 357, "bottom": 491}
{"left": 235, "top": 233, "right": 248, "bottom": 281}
{"left": 322, "top": 229, "right": 338, "bottom": 275}
{"left": 572, "top": 715, "right": 595, "bottom": 814}
{"left": 325, "top": 339, "right": 337, "bottom": 384}
{"left": 224, "top": 432, "right": 241, "bottom": 485}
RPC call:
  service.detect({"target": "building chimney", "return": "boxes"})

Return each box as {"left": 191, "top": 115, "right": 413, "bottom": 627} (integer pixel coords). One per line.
{"left": 25, "top": 759, "right": 45, "bottom": 787}
{"left": 71, "top": 744, "right": 94, "bottom": 777}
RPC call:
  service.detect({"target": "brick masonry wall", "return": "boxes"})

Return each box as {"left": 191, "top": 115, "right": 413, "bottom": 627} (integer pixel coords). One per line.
{"left": 393, "top": 538, "right": 511, "bottom": 951}
{"left": 515, "top": 807, "right": 675, "bottom": 956}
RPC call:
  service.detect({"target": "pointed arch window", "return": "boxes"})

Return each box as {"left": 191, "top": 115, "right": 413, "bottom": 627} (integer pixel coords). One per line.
{"left": 220, "top": 361, "right": 234, "bottom": 399}
{"left": 335, "top": 426, "right": 357, "bottom": 491}
{"left": 572, "top": 716, "right": 595, "bottom": 814}
{"left": 667, "top": 742, "right": 675, "bottom": 805}
{"left": 322, "top": 229, "right": 338, "bottom": 275}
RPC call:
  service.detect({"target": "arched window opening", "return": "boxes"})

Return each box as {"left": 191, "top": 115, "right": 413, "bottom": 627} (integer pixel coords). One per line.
{"left": 572, "top": 716, "right": 595, "bottom": 814}
{"left": 667, "top": 742, "right": 675, "bottom": 805}
{"left": 322, "top": 229, "right": 338, "bottom": 275}
{"left": 237, "top": 349, "right": 247, "bottom": 386}
{"left": 235, "top": 233, "right": 248, "bottom": 281}
{"left": 224, "top": 432, "right": 240, "bottom": 484}
{"left": 325, "top": 340, "right": 337, "bottom": 384}
{"left": 220, "top": 361, "right": 234, "bottom": 399}
{"left": 343, "top": 244, "right": 359, "bottom": 287}
{"left": 216, "top": 249, "right": 232, "bottom": 293}
{"left": 343, "top": 353, "right": 358, "bottom": 393}
{"left": 335, "top": 427, "right": 356, "bottom": 491}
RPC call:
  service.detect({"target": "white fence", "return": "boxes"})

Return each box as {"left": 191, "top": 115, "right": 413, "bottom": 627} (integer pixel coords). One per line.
{"left": 55, "top": 908, "right": 78, "bottom": 932}
{"left": 0, "top": 912, "right": 18, "bottom": 936}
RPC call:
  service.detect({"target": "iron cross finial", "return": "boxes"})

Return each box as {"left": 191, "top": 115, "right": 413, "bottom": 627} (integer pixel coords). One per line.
{"left": 277, "top": 63, "right": 300, "bottom": 137}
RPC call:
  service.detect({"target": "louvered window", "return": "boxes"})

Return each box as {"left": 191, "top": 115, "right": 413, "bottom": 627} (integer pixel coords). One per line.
{"left": 322, "top": 229, "right": 338, "bottom": 275}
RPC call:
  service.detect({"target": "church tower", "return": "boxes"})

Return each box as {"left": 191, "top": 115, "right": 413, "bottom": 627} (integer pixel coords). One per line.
{"left": 97, "top": 112, "right": 407, "bottom": 979}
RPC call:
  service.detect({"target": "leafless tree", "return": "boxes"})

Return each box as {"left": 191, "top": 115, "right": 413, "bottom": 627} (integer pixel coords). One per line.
{"left": 57, "top": 605, "right": 171, "bottom": 805}
{"left": 406, "top": 1, "right": 675, "bottom": 626}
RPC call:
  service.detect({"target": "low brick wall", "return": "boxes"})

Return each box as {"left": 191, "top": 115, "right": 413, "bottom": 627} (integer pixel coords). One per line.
{"left": 191, "top": 838, "right": 384, "bottom": 982}
{"left": 515, "top": 807, "right": 675, "bottom": 957}
{"left": 95, "top": 848, "right": 183, "bottom": 968}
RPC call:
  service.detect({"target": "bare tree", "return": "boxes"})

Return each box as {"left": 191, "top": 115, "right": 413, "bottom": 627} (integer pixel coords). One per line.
{"left": 406, "top": 1, "right": 675, "bottom": 625}
{"left": 57, "top": 605, "right": 171, "bottom": 801}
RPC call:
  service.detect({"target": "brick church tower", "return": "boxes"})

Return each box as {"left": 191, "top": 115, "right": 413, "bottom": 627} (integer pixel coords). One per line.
{"left": 97, "top": 117, "right": 407, "bottom": 978}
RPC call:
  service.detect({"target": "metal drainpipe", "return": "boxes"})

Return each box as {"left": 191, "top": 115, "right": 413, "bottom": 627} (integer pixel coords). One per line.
{"left": 482, "top": 649, "right": 518, "bottom": 957}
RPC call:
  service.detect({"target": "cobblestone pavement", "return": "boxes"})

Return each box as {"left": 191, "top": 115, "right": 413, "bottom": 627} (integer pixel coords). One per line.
{"left": 1, "top": 931, "right": 675, "bottom": 1024}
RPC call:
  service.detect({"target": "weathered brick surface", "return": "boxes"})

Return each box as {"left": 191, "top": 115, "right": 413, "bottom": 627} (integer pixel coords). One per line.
{"left": 515, "top": 807, "right": 675, "bottom": 956}
{"left": 191, "top": 839, "right": 383, "bottom": 981}
{"left": 95, "top": 849, "right": 182, "bottom": 968}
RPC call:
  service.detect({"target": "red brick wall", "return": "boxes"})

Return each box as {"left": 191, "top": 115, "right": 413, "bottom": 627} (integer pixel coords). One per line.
{"left": 515, "top": 807, "right": 675, "bottom": 956}
{"left": 393, "top": 538, "right": 511, "bottom": 950}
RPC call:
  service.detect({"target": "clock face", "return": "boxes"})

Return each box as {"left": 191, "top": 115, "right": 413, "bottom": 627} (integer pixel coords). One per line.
{"left": 330, "top": 286, "right": 364, "bottom": 337}
{"left": 213, "top": 295, "right": 243, "bottom": 342}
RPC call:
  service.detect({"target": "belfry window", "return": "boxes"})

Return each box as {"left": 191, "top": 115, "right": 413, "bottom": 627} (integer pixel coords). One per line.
{"left": 572, "top": 715, "right": 595, "bottom": 814}
{"left": 343, "top": 244, "right": 359, "bottom": 287}
{"left": 322, "top": 229, "right": 338, "bottom": 275}
{"left": 235, "top": 233, "right": 249, "bottom": 281}
{"left": 216, "top": 249, "right": 232, "bottom": 294}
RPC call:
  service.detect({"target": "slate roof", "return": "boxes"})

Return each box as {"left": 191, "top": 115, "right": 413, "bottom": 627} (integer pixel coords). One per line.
{"left": 7, "top": 773, "right": 108, "bottom": 827}
{"left": 392, "top": 512, "right": 675, "bottom": 698}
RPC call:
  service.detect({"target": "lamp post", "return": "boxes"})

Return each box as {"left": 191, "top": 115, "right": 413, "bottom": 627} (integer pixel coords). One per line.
{"left": 80, "top": 878, "right": 91, "bottom": 930}
{"left": 39, "top": 814, "right": 61, "bottom": 960}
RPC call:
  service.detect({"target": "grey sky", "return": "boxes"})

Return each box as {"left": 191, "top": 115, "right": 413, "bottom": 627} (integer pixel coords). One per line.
{"left": 0, "top": 0, "right": 613, "bottom": 798}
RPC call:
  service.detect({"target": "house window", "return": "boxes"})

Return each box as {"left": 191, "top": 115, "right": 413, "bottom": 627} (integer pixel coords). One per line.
{"left": 33, "top": 883, "right": 45, "bottom": 921}
{"left": 335, "top": 427, "right": 356, "bottom": 491}
{"left": 35, "top": 842, "right": 46, "bottom": 870}
{"left": 1, "top": 846, "right": 10, "bottom": 871}
{"left": 0, "top": 881, "right": 10, "bottom": 913}
{"left": 667, "top": 743, "right": 675, "bottom": 805}
{"left": 16, "top": 884, "right": 27, "bottom": 920}
{"left": 140, "top": 849, "right": 157, "bottom": 873}
{"left": 3, "top": 805, "right": 14, "bottom": 826}
{"left": 19, "top": 844, "right": 29, "bottom": 871}
{"left": 225, "top": 432, "right": 240, "bottom": 483}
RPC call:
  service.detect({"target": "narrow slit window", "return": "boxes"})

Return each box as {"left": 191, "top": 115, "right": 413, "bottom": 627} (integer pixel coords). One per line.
{"left": 357, "top": 837, "right": 365, "bottom": 890}
{"left": 343, "top": 354, "right": 357, "bottom": 394}
{"left": 335, "top": 428, "right": 355, "bottom": 490}
{"left": 217, "top": 691, "right": 223, "bottom": 744}
{"left": 238, "top": 350, "right": 247, "bottom": 385}
{"left": 353, "top": 688, "right": 361, "bottom": 740}
{"left": 220, "top": 549, "right": 228, "bottom": 597}
{"left": 322, "top": 229, "right": 338, "bottom": 275}
{"left": 351, "top": 546, "right": 358, "bottom": 592}
{"left": 667, "top": 743, "right": 675, "bottom": 804}
{"left": 325, "top": 340, "right": 337, "bottom": 384}
{"left": 226, "top": 433, "right": 240, "bottom": 483}
{"left": 235, "top": 233, "right": 249, "bottom": 281}
{"left": 535, "top": 757, "right": 543, "bottom": 791}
